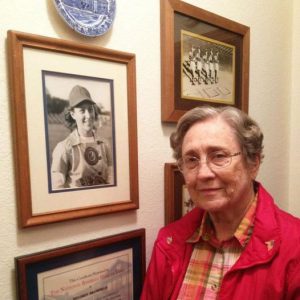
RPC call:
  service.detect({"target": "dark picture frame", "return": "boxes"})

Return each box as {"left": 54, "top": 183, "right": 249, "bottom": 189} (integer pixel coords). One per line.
{"left": 15, "top": 228, "right": 145, "bottom": 300}
{"left": 160, "top": 0, "right": 250, "bottom": 122}
{"left": 7, "top": 30, "right": 139, "bottom": 227}
{"left": 164, "top": 163, "right": 194, "bottom": 224}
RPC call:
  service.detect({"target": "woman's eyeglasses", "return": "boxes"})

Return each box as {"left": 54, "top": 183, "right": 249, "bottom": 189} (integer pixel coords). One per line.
{"left": 178, "top": 151, "right": 241, "bottom": 172}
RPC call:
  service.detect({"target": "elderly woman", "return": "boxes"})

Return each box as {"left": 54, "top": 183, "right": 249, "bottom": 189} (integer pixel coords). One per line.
{"left": 141, "top": 106, "right": 300, "bottom": 299}
{"left": 51, "top": 85, "right": 113, "bottom": 189}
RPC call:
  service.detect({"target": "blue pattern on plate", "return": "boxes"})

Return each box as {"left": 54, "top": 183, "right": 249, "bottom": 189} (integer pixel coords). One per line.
{"left": 53, "top": 0, "right": 116, "bottom": 37}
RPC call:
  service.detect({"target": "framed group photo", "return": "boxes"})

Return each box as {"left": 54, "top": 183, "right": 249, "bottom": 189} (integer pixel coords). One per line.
{"left": 15, "top": 229, "right": 145, "bottom": 300}
{"left": 160, "top": 0, "right": 250, "bottom": 122}
{"left": 7, "top": 30, "right": 139, "bottom": 227}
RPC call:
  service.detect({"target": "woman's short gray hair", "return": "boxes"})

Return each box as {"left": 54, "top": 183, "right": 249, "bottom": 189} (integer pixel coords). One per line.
{"left": 170, "top": 106, "right": 264, "bottom": 165}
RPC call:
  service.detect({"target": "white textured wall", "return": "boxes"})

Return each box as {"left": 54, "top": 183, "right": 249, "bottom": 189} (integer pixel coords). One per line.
{"left": 0, "top": 0, "right": 298, "bottom": 299}
{"left": 289, "top": 0, "right": 300, "bottom": 214}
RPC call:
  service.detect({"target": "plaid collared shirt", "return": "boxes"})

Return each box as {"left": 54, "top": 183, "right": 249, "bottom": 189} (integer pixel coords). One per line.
{"left": 177, "top": 196, "right": 257, "bottom": 300}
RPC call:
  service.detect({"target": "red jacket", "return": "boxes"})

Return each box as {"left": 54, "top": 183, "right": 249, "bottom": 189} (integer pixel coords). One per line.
{"left": 141, "top": 183, "right": 300, "bottom": 299}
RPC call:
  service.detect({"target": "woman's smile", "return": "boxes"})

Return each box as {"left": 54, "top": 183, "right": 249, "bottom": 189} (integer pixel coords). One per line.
{"left": 199, "top": 187, "right": 223, "bottom": 195}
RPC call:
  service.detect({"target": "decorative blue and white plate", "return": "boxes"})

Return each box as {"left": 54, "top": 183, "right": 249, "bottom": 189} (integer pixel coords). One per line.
{"left": 53, "top": 0, "right": 116, "bottom": 37}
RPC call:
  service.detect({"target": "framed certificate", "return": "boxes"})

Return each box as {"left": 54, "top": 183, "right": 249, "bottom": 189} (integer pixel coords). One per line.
{"left": 15, "top": 229, "right": 145, "bottom": 300}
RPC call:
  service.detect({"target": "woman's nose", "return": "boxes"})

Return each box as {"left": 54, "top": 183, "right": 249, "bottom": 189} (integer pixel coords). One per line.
{"left": 196, "top": 161, "right": 215, "bottom": 179}
{"left": 84, "top": 109, "right": 91, "bottom": 117}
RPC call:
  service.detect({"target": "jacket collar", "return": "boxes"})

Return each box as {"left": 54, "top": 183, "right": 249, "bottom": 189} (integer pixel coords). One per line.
{"left": 232, "top": 182, "right": 281, "bottom": 269}
{"left": 187, "top": 194, "right": 257, "bottom": 249}
{"left": 159, "top": 183, "right": 280, "bottom": 268}
{"left": 68, "top": 129, "right": 81, "bottom": 146}
{"left": 68, "top": 129, "right": 103, "bottom": 146}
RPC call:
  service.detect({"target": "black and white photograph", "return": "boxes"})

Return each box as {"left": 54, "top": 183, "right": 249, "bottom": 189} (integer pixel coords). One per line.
{"left": 181, "top": 29, "right": 236, "bottom": 104}
{"left": 42, "top": 71, "right": 116, "bottom": 193}
{"left": 164, "top": 163, "right": 194, "bottom": 224}
{"left": 182, "top": 185, "right": 194, "bottom": 216}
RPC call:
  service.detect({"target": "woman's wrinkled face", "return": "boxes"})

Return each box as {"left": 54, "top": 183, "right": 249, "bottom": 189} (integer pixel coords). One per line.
{"left": 71, "top": 101, "right": 95, "bottom": 137}
{"left": 180, "top": 117, "right": 259, "bottom": 213}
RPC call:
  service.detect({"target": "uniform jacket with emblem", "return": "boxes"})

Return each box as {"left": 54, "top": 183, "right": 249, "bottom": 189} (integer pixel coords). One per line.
{"left": 51, "top": 129, "right": 112, "bottom": 188}
{"left": 140, "top": 183, "right": 300, "bottom": 300}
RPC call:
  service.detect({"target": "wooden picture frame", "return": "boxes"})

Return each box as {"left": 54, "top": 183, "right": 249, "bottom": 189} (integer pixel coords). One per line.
{"left": 164, "top": 163, "right": 194, "bottom": 224}
{"left": 7, "top": 30, "right": 139, "bottom": 227}
{"left": 15, "top": 228, "right": 145, "bottom": 300}
{"left": 160, "top": 0, "right": 250, "bottom": 122}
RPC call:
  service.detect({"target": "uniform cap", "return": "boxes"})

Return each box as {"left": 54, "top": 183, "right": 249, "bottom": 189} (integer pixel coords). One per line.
{"left": 69, "top": 85, "right": 95, "bottom": 107}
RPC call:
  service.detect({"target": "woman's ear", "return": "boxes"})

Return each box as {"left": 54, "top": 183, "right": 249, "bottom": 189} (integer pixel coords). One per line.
{"left": 249, "top": 155, "right": 261, "bottom": 180}
{"left": 70, "top": 109, "right": 75, "bottom": 120}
